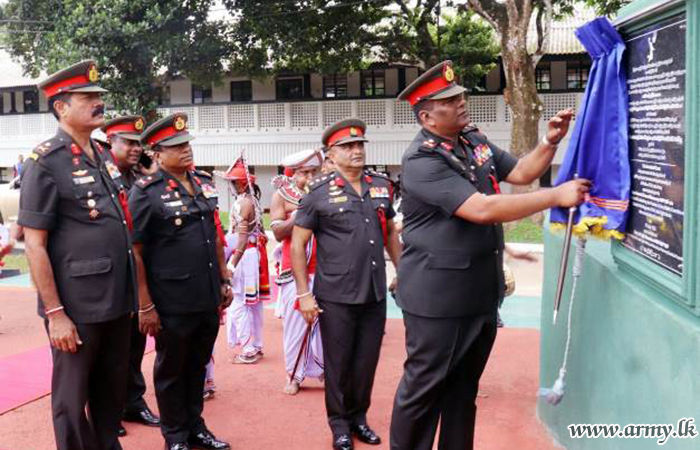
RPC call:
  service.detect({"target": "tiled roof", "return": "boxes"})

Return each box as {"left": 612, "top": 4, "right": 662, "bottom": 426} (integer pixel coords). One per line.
{"left": 526, "top": 8, "right": 598, "bottom": 55}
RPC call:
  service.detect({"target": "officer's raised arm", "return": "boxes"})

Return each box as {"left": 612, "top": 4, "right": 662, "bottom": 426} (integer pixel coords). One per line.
{"left": 391, "top": 60, "right": 588, "bottom": 449}
{"left": 505, "top": 108, "right": 575, "bottom": 185}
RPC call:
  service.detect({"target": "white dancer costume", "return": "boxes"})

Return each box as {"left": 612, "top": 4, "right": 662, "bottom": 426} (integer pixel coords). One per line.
{"left": 271, "top": 148, "right": 325, "bottom": 382}
{"left": 226, "top": 192, "right": 267, "bottom": 357}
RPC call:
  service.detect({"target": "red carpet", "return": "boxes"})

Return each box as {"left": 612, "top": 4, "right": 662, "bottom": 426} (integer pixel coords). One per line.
{"left": 0, "top": 346, "right": 52, "bottom": 414}
{"left": 0, "top": 339, "right": 155, "bottom": 415}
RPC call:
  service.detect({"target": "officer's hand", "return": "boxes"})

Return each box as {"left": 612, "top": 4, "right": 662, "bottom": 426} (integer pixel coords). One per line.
{"left": 555, "top": 179, "right": 591, "bottom": 208}
{"left": 220, "top": 284, "right": 233, "bottom": 309}
{"left": 139, "top": 308, "right": 161, "bottom": 337}
{"left": 545, "top": 108, "right": 575, "bottom": 145}
{"left": 299, "top": 295, "right": 322, "bottom": 324}
{"left": 48, "top": 311, "right": 82, "bottom": 354}
{"left": 388, "top": 277, "right": 398, "bottom": 297}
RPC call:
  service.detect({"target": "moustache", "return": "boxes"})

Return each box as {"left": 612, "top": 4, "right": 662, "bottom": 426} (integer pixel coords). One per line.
{"left": 92, "top": 106, "right": 105, "bottom": 117}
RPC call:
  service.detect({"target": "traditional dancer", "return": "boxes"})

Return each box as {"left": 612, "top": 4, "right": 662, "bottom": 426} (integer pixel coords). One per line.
{"left": 217, "top": 157, "right": 270, "bottom": 364}
{"left": 270, "top": 148, "right": 325, "bottom": 395}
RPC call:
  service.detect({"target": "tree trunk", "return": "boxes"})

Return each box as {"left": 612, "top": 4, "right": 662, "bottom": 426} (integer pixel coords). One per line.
{"left": 501, "top": 34, "right": 542, "bottom": 196}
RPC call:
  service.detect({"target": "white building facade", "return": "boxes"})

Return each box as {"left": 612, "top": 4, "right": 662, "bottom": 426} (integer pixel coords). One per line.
{"left": 0, "top": 17, "right": 591, "bottom": 209}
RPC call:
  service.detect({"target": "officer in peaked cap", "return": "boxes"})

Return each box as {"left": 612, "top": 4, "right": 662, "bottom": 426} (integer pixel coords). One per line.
{"left": 389, "top": 60, "right": 591, "bottom": 450}
{"left": 19, "top": 60, "right": 137, "bottom": 450}
{"left": 101, "top": 115, "right": 151, "bottom": 190}
{"left": 291, "top": 118, "right": 402, "bottom": 450}
{"left": 129, "top": 113, "right": 232, "bottom": 450}
{"left": 101, "top": 115, "right": 161, "bottom": 431}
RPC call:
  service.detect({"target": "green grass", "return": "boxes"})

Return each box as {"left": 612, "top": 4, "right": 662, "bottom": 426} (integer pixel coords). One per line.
{"left": 504, "top": 218, "right": 544, "bottom": 244}
{"left": 218, "top": 211, "right": 271, "bottom": 231}
{"left": 218, "top": 210, "right": 540, "bottom": 243}
{"left": 2, "top": 253, "right": 29, "bottom": 273}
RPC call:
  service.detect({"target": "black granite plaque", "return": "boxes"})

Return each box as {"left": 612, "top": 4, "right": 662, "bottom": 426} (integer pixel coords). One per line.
{"left": 622, "top": 14, "right": 686, "bottom": 276}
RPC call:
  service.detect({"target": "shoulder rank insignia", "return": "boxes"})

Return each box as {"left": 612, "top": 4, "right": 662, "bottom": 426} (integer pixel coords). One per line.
{"left": 365, "top": 169, "right": 389, "bottom": 181}
{"left": 194, "top": 168, "right": 212, "bottom": 179}
{"left": 308, "top": 172, "right": 334, "bottom": 191}
{"left": 30, "top": 138, "right": 63, "bottom": 159}
{"left": 422, "top": 139, "right": 437, "bottom": 149}
{"left": 135, "top": 172, "right": 162, "bottom": 189}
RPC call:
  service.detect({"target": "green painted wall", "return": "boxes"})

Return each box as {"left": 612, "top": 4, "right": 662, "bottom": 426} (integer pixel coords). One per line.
{"left": 538, "top": 231, "right": 700, "bottom": 450}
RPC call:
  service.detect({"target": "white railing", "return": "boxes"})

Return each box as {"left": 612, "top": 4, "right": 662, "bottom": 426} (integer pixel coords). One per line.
{"left": 0, "top": 93, "right": 584, "bottom": 138}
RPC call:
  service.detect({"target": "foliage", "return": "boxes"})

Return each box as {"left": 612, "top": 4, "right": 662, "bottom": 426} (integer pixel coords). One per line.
{"left": 0, "top": 0, "right": 229, "bottom": 118}
{"left": 224, "top": 0, "right": 391, "bottom": 77}
{"left": 439, "top": 11, "right": 499, "bottom": 89}
{"left": 225, "top": 0, "right": 499, "bottom": 84}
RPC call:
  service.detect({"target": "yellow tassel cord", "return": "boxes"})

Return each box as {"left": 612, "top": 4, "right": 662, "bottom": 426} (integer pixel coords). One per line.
{"left": 550, "top": 215, "right": 625, "bottom": 240}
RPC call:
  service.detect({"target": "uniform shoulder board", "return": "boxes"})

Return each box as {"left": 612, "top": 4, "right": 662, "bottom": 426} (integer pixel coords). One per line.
{"left": 419, "top": 138, "right": 438, "bottom": 150}
{"left": 308, "top": 172, "right": 334, "bottom": 191}
{"left": 135, "top": 172, "right": 163, "bottom": 189}
{"left": 463, "top": 125, "right": 488, "bottom": 144}
{"left": 28, "top": 137, "right": 65, "bottom": 160}
{"left": 194, "top": 168, "right": 212, "bottom": 179}
{"left": 365, "top": 169, "right": 390, "bottom": 180}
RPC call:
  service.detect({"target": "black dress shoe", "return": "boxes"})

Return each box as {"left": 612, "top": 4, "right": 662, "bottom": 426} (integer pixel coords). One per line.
{"left": 165, "top": 443, "right": 190, "bottom": 450}
{"left": 332, "top": 434, "right": 353, "bottom": 450}
{"left": 118, "top": 424, "right": 127, "bottom": 437}
{"left": 351, "top": 424, "right": 381, "bottom": 445}
{"left": 188, "top": 430, "right": 231, "bottom": 450}
{"left": 123, "top": 407, "right": 161, "bottom": 427}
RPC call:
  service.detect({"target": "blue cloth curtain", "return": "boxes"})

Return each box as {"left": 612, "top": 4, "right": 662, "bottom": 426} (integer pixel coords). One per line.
{"left": 550, "top": 17, "right": 630, "bottom": 238}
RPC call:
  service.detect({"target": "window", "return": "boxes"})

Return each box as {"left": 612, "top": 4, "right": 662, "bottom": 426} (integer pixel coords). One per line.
{"left": 323, "top": 74, "right": 348, "bottom": 98}
{"left": 0, "top": 94, "right": 4, "bottom": 114}
{"left": 23, "top": 90, "right": 39, "bottom": 113}
{"left": 231, "top": 80, "right": 252, "bottom": 102}
{"left": 361, "top": 69, "right": 385, "bottom": 97}
{"left": 567, "top": 61, "right": 590, "bottom": 90}
{"left": 158, "top": 85, "right": 171, "bottom": 106}
{"left": 473, "top": 74, "right": 488, "bottom": 92}
{"left": 9, "top": 92, "right": 17, "bottom": 113}
{"left": 276, "top": 77, "right": 304, "bottom": 100}
{"left": 536, "top": 66, "right": 552, "bottom": 91}
{"left": 192, "top": 84, "right": 213, "bottom": 104}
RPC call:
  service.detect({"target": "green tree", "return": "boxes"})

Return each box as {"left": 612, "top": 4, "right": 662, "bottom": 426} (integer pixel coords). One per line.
{"left": 225, "top": 0, "right": 499, "bottom": 84}
{"left": 1, "top": 0, "right": 229, "bottom": 119}
{"left": 466, "top": 0, "right": 631, "bottom": 185}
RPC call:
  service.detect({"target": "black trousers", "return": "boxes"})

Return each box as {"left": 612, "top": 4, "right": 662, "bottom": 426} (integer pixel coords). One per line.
{"left": 317, "top": 298, "right": 386, "bottom": 436}
{"left": 390, "top": 311, "right": 497, "bottom": 450}
{"left": 124, "top": 314, "right": 148, "bottom": 413}
{"left": 47, "top": 314, "right": 131, "bottom": 450}
{"left": 154, "top": 310, "right": 219, "bottom": 445}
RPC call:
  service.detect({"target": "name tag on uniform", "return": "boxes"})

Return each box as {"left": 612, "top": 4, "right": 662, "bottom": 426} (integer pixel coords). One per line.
{"left": 370, "top": 187, "right": 389, "bottom": 199}
{"left": 329, "top": 196, "right": 348, "bottom": 204}
{"left": 72, "top": 176, "right": 95, "bottom": 185}
{"left": 201, "top": 184, "right": 218, "bottom": 199}
{"left": 473, "top": 143, "right": 493, "bottom": 166}
{"left": 104, "top": 160, "right": 121, "bottom": 180}
{"left": 165, "top": 200, "right": 184, "bottom": 208}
